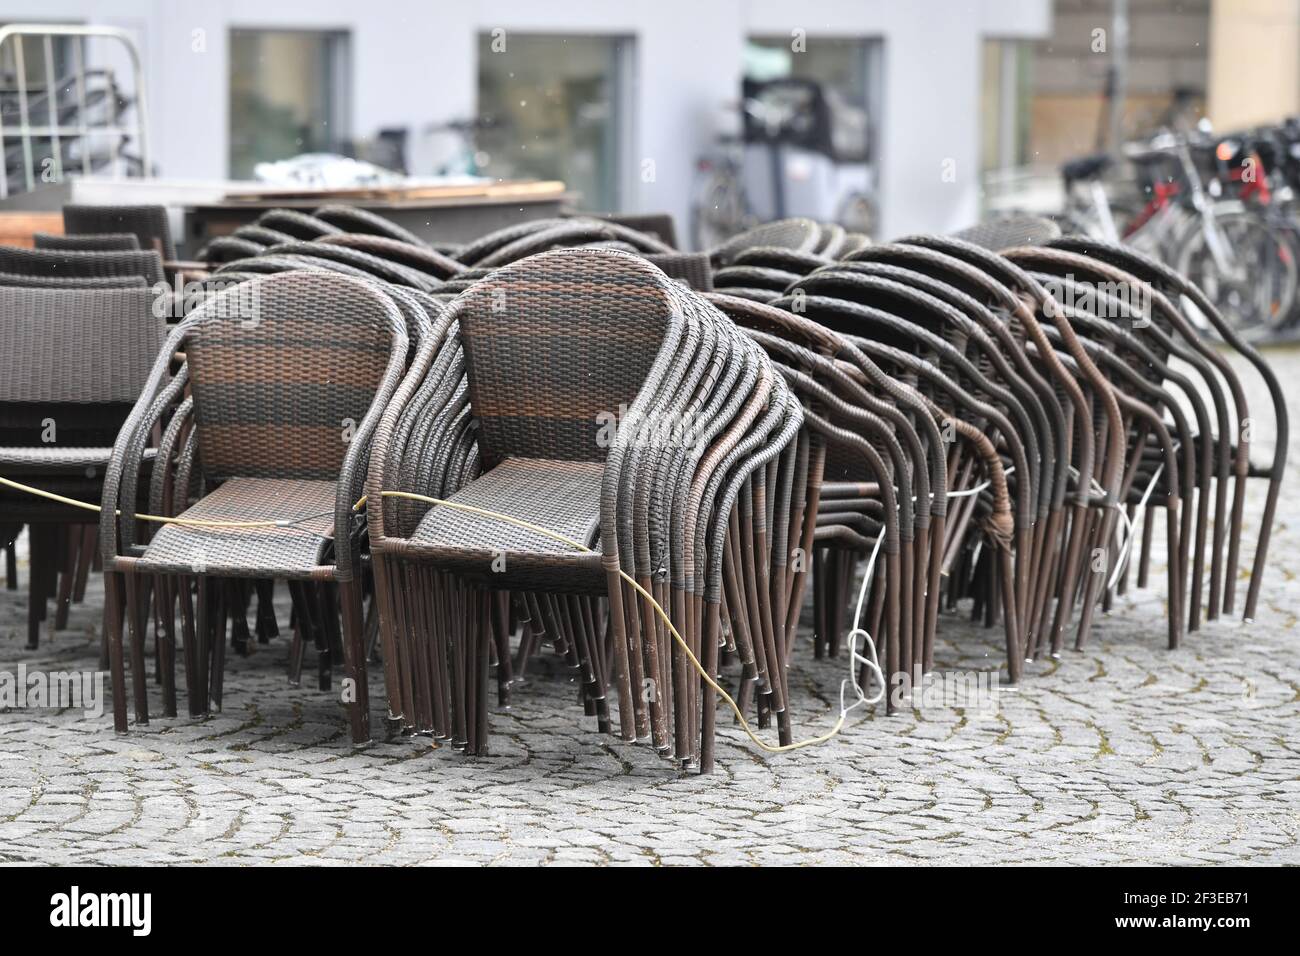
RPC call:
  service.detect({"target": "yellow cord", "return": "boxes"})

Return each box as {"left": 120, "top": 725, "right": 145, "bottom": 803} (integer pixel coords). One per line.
{"left": 0, "top": 475, "right": 324, "bottom": 530}
{"left": 1, "top": 475, "right": 851, "bottom": 754}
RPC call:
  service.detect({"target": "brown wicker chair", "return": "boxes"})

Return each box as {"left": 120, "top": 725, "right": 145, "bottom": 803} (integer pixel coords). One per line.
{"left": 100, "top": 271, "right": 412, "bottom": 742}
{"left": 35, "top": 232, "right": 140, "bottom": 252}
{"left": 0, "top": 271, "right": 147, "bottom": 289}
{"left": 368, "top": 249, "right": 689, "bottom": 753}
{"left": 953, "top": 214, "right": 1062, "bottom": 252}
{"left": 1048, "top": 237, "right": 1288, "bottom": 624}
{"left": 313, "top": 204, "right": 427, "bottom": 246}
{"left": 198, "top": 236, "right": 265, "bottom": 265}
{"left": 259, "top": 240, "right": 440, "bottom": 292}
{"left": 843, "top": 242, "right": 1070, "bottom": 656}
{"left": 766, "top": 282, "right": 1025, "bottom": 681}
{"left": 367, "top": 248, "right": 805, "bottom": 769}
{"left": 318, "top": 234, "right": 465, "bottom": 280}
{"left": 642, "top": 252, "right": 713, "bottom": 291}
{"left": 0, "top": 246, "right": 165, "bottom": 287}
{"left": 63, "top": 204, "right": 176, "bottom": 260}
{"left": 707, "top": 294, "right": 930, "bottom": 712}
{"left": 578, "top": 211, "right": 679, "bottom": 249}
{"left": 708, "top": 218, "right": 822, "bottom": 267}
{"left": 452, "top": 218, "right": 570, "bottom": 265}
{"left": 0, "top": 287, "right": 165, "bottom": 648}
{"left": 232, "top": 225, "right": 297, "bottom": 247}
{"left": 255, "top": 209, "right": 343, "bottom": 240}
{"left": 898, "top": 235, "right": 1129, "bottom": 654}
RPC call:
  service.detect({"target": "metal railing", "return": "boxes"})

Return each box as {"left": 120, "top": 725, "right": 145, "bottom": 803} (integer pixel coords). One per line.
{"left": 0, "top": 23, "right": 150, "bottom": 197}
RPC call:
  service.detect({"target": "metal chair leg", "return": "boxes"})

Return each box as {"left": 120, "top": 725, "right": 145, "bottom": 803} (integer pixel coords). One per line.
{"left": 339, "top": 576, "right": 372, "bottom": 745}
{"left": 104, "top": 570, "right": 129, "bottom": 733}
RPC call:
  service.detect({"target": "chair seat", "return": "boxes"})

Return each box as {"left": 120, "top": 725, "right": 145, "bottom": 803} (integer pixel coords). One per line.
{"left": 131, "top": 478, "right": 337, "bottom": 579}
{"left": 407, "top": 458, "right": 605, "bottom": 589}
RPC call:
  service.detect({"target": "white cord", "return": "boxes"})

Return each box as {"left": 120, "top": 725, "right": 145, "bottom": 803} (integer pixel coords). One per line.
{"left": 1107, "top": 463, "right": 1164, "bottom": 591}
{"left": 840, "top": 468, "right": 1018, "bottom": 715}
{"left": 1066, "top": 464, "right": 1166, "bottom": 590}
{"left": 839, "top": 458, "right": 1161, "bottom": 711}
{"left": 913, "top": 466, "right": 1014, "bottom": 502}
{"left": 841, "top": 531, "right": 886, "bottom": 716}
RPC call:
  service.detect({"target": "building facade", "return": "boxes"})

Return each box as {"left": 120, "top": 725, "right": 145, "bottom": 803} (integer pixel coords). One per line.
{"left": 3, "top": 0, "right": 1052, "bottom": 239}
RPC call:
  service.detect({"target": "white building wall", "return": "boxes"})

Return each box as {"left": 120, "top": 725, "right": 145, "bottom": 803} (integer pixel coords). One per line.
{"left": 2, "top": 0, "right": 1050, "bottom": 238}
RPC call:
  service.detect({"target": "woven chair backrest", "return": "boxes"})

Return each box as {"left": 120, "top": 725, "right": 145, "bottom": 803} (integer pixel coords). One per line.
{"left": 181, "top": 271, "right": 404, "bottom": 481}
{"left": 456, "top": 248, "right": 684, "bottom": 467}
{"left": 35, "top": 232, "right": 141, "bottom": 252}
{"left": 63, "top": 204, "right": 176, "bottom": 260}
{"left": 0, "top": 246, "right": 164, "bottom": 286}
{"left": 0, "top": 286, "right": 164, "bottom": 443}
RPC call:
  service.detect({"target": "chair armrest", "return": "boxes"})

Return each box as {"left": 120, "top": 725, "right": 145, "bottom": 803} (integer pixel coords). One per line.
{"left": 147, "top": 395, "right": 195, "bottom": 522}
{"left": 365, "top": 300, "right": 462, "bottom": 547}
{"left": 100, "top": 324, "right": 189, "bottom": 565}
{"left": 333, "top": 319, "right": 410, "bottom": 583}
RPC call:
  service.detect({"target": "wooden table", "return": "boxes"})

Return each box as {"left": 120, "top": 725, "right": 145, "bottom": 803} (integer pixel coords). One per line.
{"left": 185, "top": 181, "right": 573, "bottom": 251}
{"left": 0, "top": 211, "right": 63, "bottom": 248}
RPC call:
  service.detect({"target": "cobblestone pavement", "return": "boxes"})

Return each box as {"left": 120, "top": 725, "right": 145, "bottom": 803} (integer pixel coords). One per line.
{"left": 2, "top": 349, "right": 1298, "bottom": 866}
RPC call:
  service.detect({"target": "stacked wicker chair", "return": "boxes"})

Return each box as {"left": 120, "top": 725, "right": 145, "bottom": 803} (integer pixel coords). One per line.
{"left": 0, "top": 287, "right": 164, "bottom": 648}
{"left": 99, "top": 271, "right": 419, "bottom": 739}
{"left": 62, "top": 204, "right": 176, "bottom": 260}
{"left": 1046, "top": 238, "right": 1287, "bottom": 626}
{"left": 0, "top": 237, "right": 173, "bottom": 640}
{"left": 1020, "top": 238, "right": 1287, "bottom": 633}
{"left": 0, "top": 246, "right": 164, "bottom": 287}
{"left": 780, "top": 270, "right": 1033, "bottom": 678}
{"left": 199, "top": 209, "right": 700, "bottom": 296}
{"left": 706, "top": 293, "right": 941, "bottom": 705}
{"left": 17, "top": 200, "right": 1276, "bottom": 776}
{"left": 34, "top": 232, "right": 140, "bottom": 252}
{"left": 366, "top": 248, "right": 807, "bottom": 769}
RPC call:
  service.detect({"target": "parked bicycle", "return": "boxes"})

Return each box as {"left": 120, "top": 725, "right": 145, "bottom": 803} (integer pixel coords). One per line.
{"left": 691, "top": 78, "right": 876, "bottom": 250}
{"left": 1059, "top": 120, "right": 1300, "bottom": 340}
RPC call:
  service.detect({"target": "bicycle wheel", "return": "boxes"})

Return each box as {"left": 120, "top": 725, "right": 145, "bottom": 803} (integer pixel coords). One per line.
{"left": 1172, "top": 204, "right": 1298, "bottom": 339}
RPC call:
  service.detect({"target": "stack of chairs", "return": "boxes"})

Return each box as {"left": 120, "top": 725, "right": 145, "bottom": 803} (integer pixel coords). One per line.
{"left": 52, "top": 202, "right": 1283, "bottom": 774}
{"left": 0, "top": 212, "right": 172, "bottom": 651}
{"left": 99, "top": 271, "right": 416, "bottom": 738}
{"left": 0, "top": 287, "right": 163, "bottom": 648}
{"left": 366, "top": 248, "right": 805, "bottom": 770}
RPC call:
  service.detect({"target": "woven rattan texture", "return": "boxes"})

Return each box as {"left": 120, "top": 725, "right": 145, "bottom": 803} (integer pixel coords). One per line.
{"left": 63, "top": 204, "right": 176, "bottom": 260}
{"left": 952, "top": 215, "right": 1062, "bottom": 252}
{"left": 35, "top": 233, "right": 140, "bottom": 252}
{"left": 183, "top": 273, "right": 400, "bottom": 480}
{"left": 412, "top": 457, "right": 602, "bottom": 554}
{"left": 313, "top": 205, "right": 427, "bottom": 246}
{"left": 0, "top": 247, "right": 164, "bottom": 286}
{"left": 131, "top": 477, "right": 335, "bottom": 578}
{"left": 0, "top": 288, "right": 164, "bottom": 404}
{"left": 0, "top": 446, "right": 155, "bottom": 472}
{"left": 456, "top": 249, "right": 681, "bottom": 466}
{"left": 0, "top": 272, "right": 147, "bottom": 289}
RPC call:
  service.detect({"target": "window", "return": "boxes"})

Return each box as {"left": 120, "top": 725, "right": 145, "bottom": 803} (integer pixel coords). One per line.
{"left": 229, "top": 29, "right": 350, "bottom": 180}
{"left": 981, "top": 39, "right": 1032, "bottom": 175}
{"left": 477, "top": 33, "right": 633, "bottom": 212}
